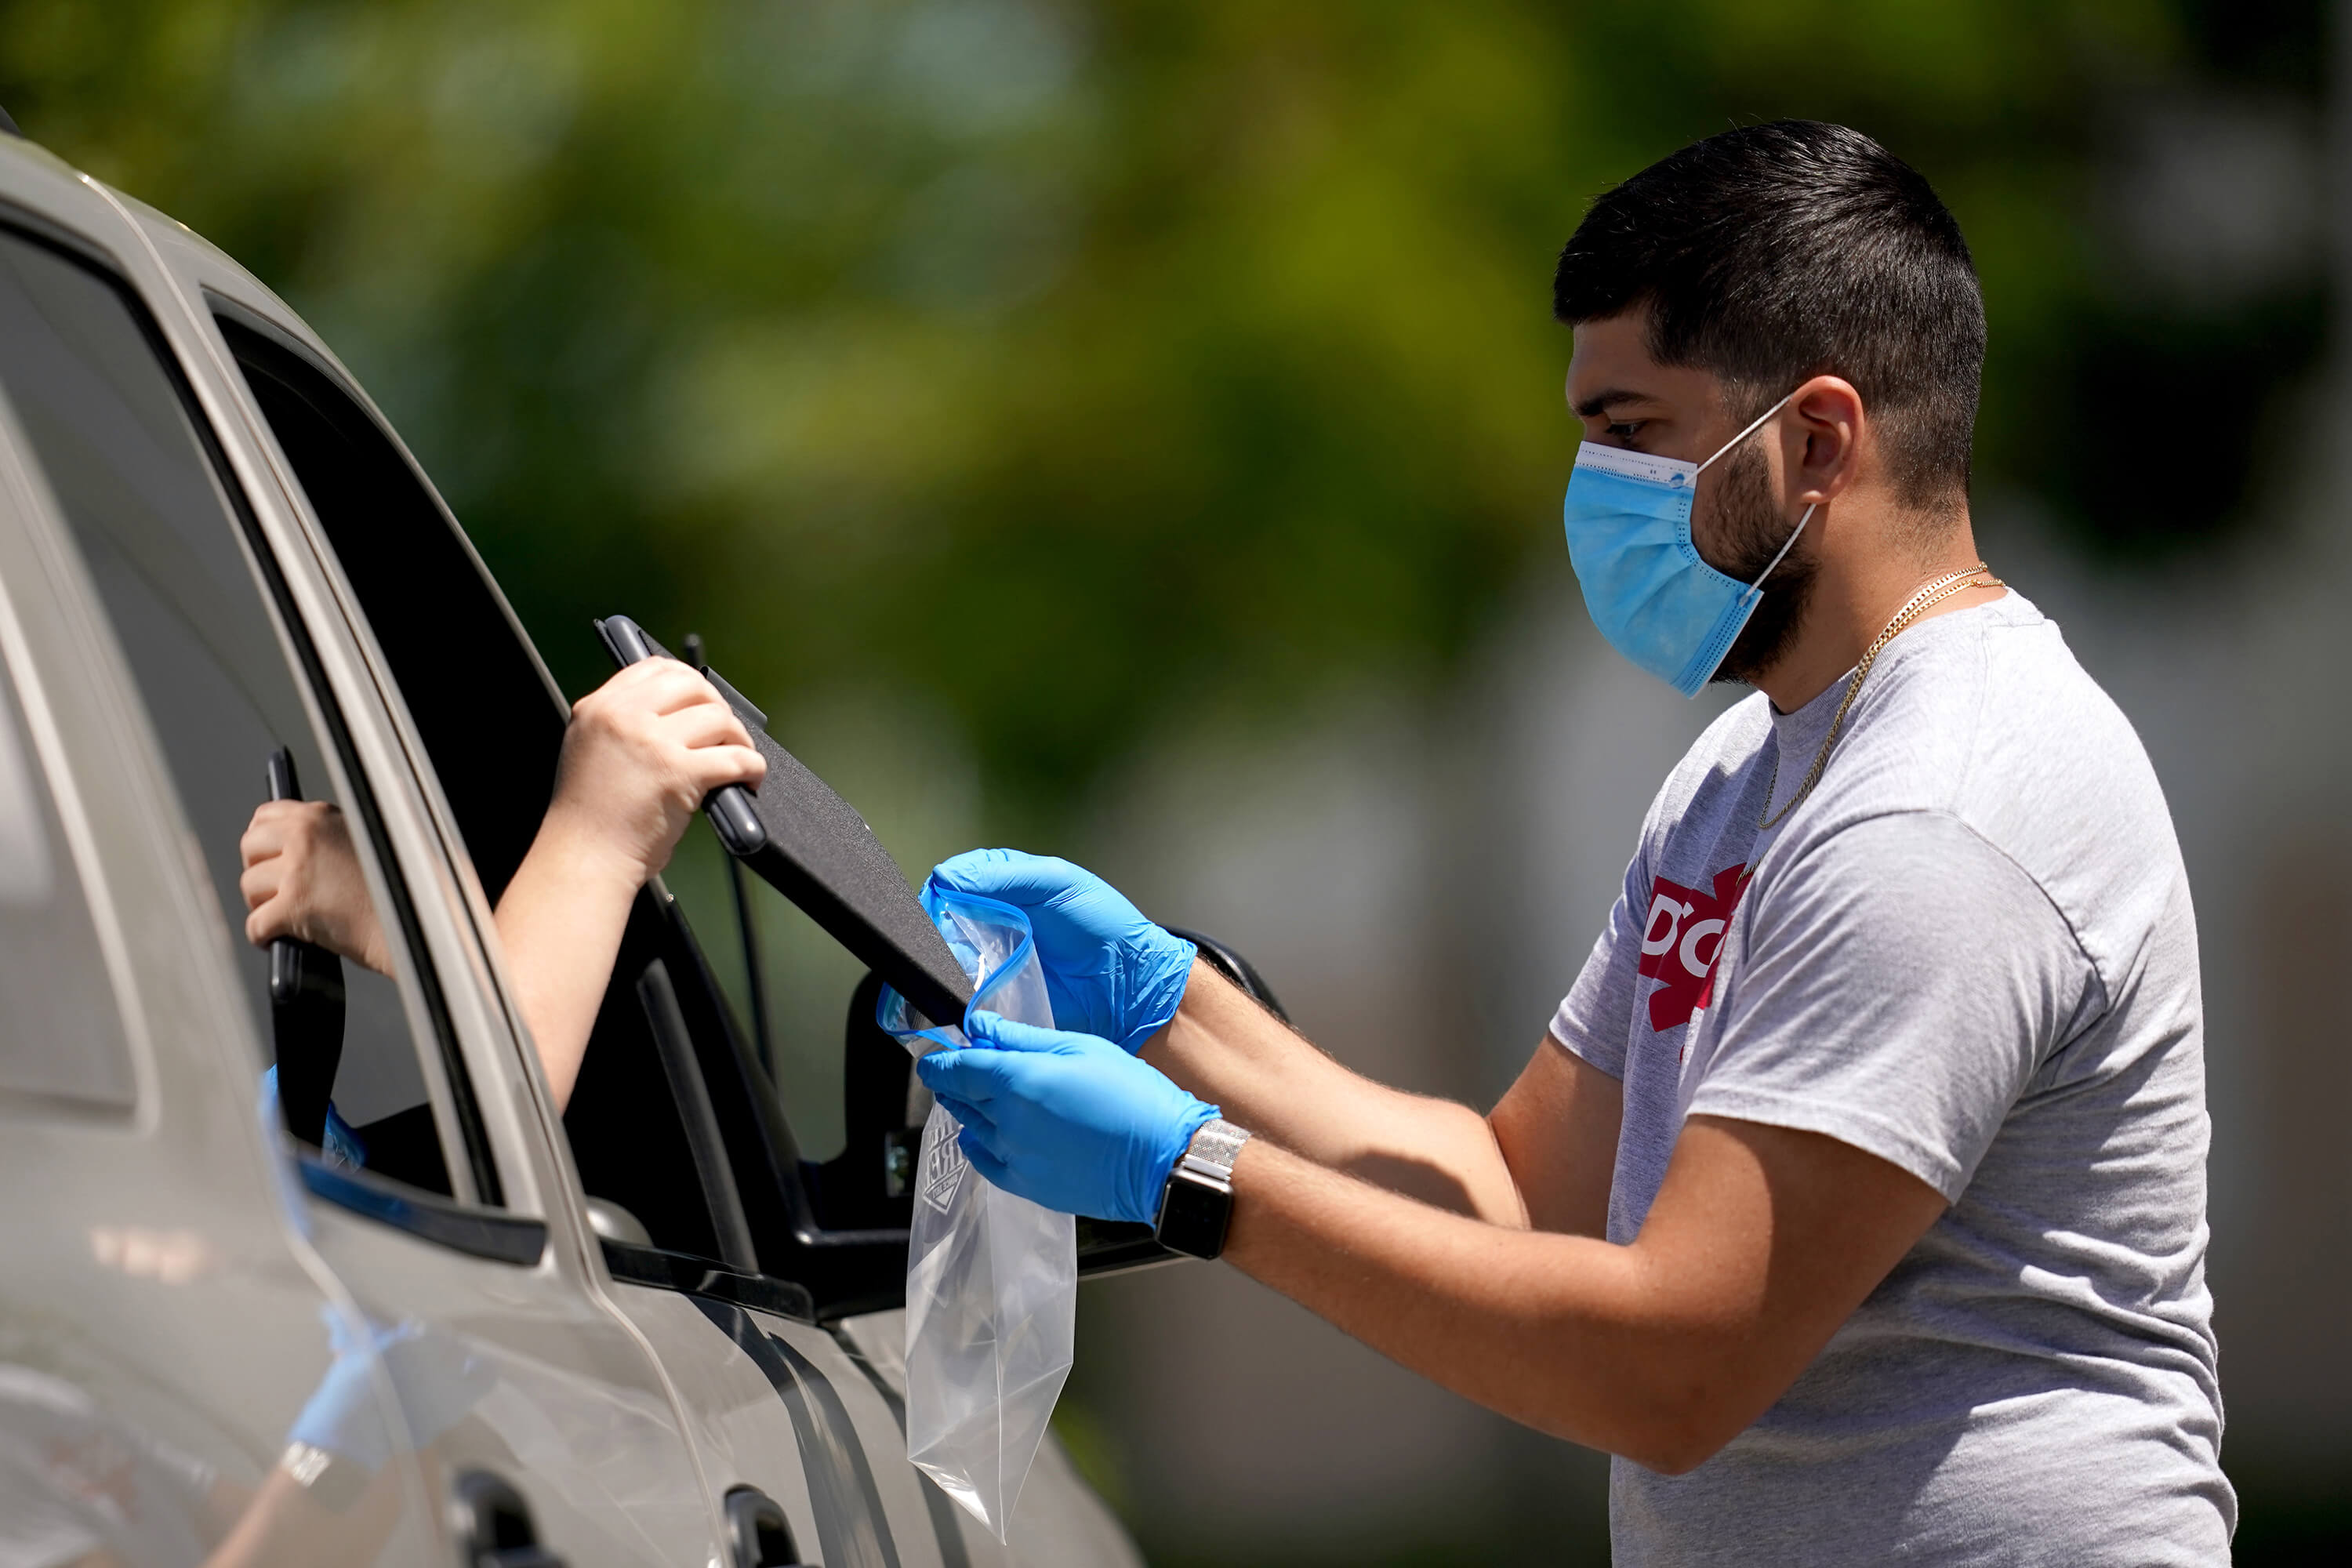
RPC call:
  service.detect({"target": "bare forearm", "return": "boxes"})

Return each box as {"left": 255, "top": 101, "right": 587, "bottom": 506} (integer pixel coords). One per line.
{"left": 492, "top": 809, "right": 644, "bottom": 1109}
{"left": 1218, "top": 1117, "right": 1947, "bottom": 1473}
{"left": 1221, "top": 1138, "right": 1731, "bottom": 1471}
{"left": 1490, "top": 1038, "right": 1622, "bottom": 1237}
{"left": 1145, "top": 962, "right": 1527, "bottom": 1224}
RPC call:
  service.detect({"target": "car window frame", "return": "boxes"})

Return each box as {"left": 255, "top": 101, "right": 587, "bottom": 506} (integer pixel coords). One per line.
{"left": 194, "top": 303, "right": 811, "bottom": 1252}
{"left": 201, "top": 285, "right": 915, "bottom": 1317}
{"left": 200, "top": 294, "right": 653, "bottom": 1232}
{"left": 0, "top": 204, "right": 515, "bottom": 1218}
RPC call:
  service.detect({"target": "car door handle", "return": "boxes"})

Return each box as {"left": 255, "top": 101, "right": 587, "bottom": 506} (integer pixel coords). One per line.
{"left": 725, "top": 1485, "right": 807, "bottom": 1567}
{"left": 451, "top": 1470, "right": 568, "bottom": 1568}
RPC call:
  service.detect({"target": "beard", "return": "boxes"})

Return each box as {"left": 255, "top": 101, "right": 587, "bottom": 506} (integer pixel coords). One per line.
{"left": 1698, "top": 441, "right": 1817, "bottom": 687}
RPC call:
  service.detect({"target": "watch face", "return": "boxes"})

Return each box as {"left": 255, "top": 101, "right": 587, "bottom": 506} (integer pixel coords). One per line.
{"left": 1156, "top": 1171, "right": 1232, "bottom": 1260}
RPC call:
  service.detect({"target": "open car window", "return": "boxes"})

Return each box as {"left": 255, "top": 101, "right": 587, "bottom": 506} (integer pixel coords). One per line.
{"left": 212, "top": 310, "right": 795, "bottom": 1267}
{"left": 211, "top": 310, "right": 938, "bottom": 1316}
{"left": 0, "top": 222, "right": 492, "bottom": 1200}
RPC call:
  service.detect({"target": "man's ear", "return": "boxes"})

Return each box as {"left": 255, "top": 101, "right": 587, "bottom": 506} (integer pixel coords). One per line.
{"left": 1781, "top": 376, "right": 1866, "bottom": 507}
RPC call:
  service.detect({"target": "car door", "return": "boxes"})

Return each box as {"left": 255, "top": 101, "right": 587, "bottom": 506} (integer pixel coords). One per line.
{"left": 11, "top": 168, "right": 732, "bottom": 1566}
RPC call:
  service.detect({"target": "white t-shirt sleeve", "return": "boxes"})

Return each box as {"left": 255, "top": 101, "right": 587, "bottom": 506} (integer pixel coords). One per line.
{"left": 1687, "top": 810, "right": 2099, "bottom": 1203}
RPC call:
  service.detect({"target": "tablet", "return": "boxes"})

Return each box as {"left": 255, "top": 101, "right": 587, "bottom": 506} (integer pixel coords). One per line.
{"left": 595, "top": 615, "right": 974, "bottom": 1030}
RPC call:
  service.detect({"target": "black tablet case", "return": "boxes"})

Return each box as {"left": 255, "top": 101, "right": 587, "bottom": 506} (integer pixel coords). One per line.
{"left": 596, "top": 618, "right": 974, "bottom": 1030}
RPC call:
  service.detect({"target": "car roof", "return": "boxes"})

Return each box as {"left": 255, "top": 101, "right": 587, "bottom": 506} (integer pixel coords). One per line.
{"left": 0, "top": 129, "right": 377, "bottom": 408}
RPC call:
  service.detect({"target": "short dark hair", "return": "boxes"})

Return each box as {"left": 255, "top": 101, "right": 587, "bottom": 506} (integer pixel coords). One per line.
{"left": 1554, "top": 121, "right": 1984, "bottom": 508}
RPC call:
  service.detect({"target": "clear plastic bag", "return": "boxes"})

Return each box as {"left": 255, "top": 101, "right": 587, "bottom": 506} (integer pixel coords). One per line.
{"left": 877, "top": 887, "right": 1076, "bottom": 1540}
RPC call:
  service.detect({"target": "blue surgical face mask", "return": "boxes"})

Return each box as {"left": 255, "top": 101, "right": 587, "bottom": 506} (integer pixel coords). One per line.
{"left": 1563, "top": 389, "right": 1815, "bottom": 697}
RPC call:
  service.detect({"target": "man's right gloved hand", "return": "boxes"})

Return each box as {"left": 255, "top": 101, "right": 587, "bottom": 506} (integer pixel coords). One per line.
{"left": 917, "top": 1011, "right": 1218, "bottom": 1224}
{"left": 928, "top": 849, "right": 1196, "bottom": 1054}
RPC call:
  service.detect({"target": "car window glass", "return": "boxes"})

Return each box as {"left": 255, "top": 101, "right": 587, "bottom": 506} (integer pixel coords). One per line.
{"left": 0, "top": 641, "right": 133, "bottom": 1111}
{"left": 0, "top": 227, "right": 463, "bottom": 1193}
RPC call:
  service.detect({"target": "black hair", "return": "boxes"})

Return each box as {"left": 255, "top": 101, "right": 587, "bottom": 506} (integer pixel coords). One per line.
{"left": 1553, "top": 121, "right": 1984, "bottom": 509}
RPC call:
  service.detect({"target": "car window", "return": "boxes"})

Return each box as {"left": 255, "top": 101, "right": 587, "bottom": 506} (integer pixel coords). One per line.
{"left": 0, "top": 223, "right": 481, "bottom": 1197}
{"left": 214, "top": 312, "right": 774, "bottom": 1265}
{"left": 0, "top": 637, "right": 133, "bottom": 1112}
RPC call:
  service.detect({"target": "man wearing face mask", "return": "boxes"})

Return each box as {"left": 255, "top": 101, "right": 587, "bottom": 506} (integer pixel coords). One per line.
{"left": 913, "top": 121, "right": 2230, "bottom": 1563}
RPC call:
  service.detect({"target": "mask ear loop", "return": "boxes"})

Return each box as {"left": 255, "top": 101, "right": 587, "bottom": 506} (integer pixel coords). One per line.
{"left": 1743, "top": 503, "right": 1815, "bottom": 600}
{"left": 1693, "top": 386, "right": 1814, "bottom": 600}
{"left": 1695, "top": 387, "right": 1801, "bottom": 474}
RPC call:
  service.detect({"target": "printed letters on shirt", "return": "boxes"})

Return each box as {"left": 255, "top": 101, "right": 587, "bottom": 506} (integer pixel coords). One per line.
{"left": 1638, "top": 864, "right": 1748, "bottom": 1033}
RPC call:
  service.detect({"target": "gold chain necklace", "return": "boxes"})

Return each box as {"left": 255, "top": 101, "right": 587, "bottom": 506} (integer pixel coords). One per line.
{"left": 1755, "top": 563, "right": 2003, "bottom": 831}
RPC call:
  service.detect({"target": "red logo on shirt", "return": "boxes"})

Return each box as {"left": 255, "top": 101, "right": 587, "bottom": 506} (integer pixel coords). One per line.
{"left": 1638, "top": 865, "right": 1748, "bottom": 1031}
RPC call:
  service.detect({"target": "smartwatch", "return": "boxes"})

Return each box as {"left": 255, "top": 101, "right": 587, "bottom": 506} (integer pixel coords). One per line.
{"left": 1153, "top": 1117, "right": 1252, "bottom": 1260}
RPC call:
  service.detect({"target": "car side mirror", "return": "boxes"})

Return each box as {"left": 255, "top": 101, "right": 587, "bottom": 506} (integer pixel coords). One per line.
{"left": 800, "top": 971, "right": 926, "bottom": 1234}
{"left": 806, "top": 931, "right": 1288, "bottom": 1276}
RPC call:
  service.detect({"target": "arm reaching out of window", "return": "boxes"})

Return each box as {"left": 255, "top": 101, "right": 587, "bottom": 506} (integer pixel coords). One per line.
{"left": 494, "top": 657, "right": 764, "bottom": 1105}
{"left": 239, "top": 657, "right": 764, "bottom": 1109}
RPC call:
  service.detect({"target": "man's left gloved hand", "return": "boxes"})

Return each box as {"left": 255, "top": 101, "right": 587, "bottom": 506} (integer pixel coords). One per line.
{"left": 916, "top": 1012, "right": 1218, "bottom": 1225}
{"left": 928, "top": 849, "right": 1196, "bottom": 1053}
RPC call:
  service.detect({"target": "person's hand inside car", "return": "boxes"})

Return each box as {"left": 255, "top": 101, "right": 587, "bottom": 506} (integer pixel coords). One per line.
{"left": 236, "top": 661, "right": 763, "bottom": 1112}
{"left": 917, "top": 1011, "right": 1218, "bottom": 1224}
{"left": 240, "top": 799, "right": 392, "bottom": 975}
{"left": 927, "top": 849, "right": 1197, "bottom": 1053}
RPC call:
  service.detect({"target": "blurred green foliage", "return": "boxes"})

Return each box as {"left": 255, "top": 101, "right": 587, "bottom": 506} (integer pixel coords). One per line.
{"left": 0, "top": 0, "right": 2324, "bottom": 826}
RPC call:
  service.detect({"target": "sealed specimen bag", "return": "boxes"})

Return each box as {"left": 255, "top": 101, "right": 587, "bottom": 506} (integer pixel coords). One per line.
{"left": 879, "top": 886, "right": 1077, "bottom": 1539}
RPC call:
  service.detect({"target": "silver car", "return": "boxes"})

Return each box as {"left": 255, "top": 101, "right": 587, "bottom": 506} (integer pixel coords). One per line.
{"left": 0, "top": 121, "right": 1250, "bottom": 1567}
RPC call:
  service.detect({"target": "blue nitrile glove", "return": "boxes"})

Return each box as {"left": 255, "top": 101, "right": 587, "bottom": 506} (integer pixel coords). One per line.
{"left": 929, "top": 849, "right": 1197, "bottom": 1053}
{"left": 916, "top": 1011, "right": 1218, "bottom": 1225}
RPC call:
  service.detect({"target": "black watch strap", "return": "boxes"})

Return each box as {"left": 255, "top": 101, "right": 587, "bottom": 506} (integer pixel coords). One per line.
{"left": 1154, "top": 1118, "right": 1250, "bottom": 1260}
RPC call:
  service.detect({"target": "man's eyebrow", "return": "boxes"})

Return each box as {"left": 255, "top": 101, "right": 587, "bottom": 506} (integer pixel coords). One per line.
{"left": 1571, "top": 387, "right": 1664, "bottom": 420}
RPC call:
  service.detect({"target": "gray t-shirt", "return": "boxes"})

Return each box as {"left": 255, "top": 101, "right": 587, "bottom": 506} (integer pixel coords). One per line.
{"left": 1551, "top": 591, "right": 2230, "bottom": 1565}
